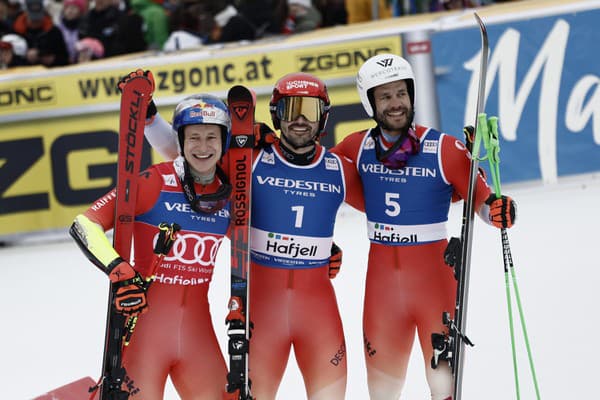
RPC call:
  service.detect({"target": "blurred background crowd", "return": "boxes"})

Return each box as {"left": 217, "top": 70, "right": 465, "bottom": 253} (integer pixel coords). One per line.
{"left": 0, "top": 0, "right": 520, "bottom": 69}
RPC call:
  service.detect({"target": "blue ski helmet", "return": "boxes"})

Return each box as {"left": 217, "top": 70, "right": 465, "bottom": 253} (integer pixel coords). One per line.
{"left": 172, "top": 94, "right": 232, "bottom": 157}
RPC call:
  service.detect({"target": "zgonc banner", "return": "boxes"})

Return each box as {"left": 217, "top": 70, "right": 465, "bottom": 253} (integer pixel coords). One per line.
{"left": 0, "top": 0, "right": 598, "bottom": 239}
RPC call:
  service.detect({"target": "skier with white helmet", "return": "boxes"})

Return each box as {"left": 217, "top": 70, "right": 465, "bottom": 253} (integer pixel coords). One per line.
{"left": 70, "top": 91, "right": 234, "bottom": 399}
{"left": 332, "top": 53, "right": 517, "bottom": 400}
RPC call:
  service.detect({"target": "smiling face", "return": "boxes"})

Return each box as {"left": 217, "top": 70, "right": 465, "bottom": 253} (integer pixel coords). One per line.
{"left": 280, "top": 115, "right": 319, "bottom": 153}
{"left": 182, "top": 124, "right": 222, "bottom": 176}
{"left": 372, "top": 79, "right": 413, "bottom": 137}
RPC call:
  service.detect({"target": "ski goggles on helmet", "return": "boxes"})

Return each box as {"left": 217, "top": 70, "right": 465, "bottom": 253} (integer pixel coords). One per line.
{"left": 276, "top": 96, "right": 324, "bottom": 123}
{"left": 373, "top": 128, "right": 420, "bottom": 170}
{"left": 181, "top": 165, "right": 232, "bottom": 214}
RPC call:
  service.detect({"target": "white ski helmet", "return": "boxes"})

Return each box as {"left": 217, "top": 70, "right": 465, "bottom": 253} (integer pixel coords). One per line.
{"left": 1, "top": 34, "right": 28, "bottom": 58}
{"left": 356, "top": 53, "right": 415, "bottom": 117}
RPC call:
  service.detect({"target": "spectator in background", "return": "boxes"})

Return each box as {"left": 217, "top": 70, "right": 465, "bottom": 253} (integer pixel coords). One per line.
{"left": 74, "top": 35, "right": 103, "bottom": 62}
{"left": 0, "top": 32, "right": 28, "bottom": 68}
{"left": 13, "top": 0, "right": 69, "bottom": 66}
{"left": 205, "top": 1, "right": 256, "bottom": 44}
{"left": 315, "top": 0, "right": 347, "bottom": 27}
{"left": 1, "top": 0, "right": 12, "bottom": 35}
{"left": 57, "top": 0, "right": 87, "bottom": 63}
{"left": 130, "top": 0, "right": 169, "bottom": 50}
{"left": 282, "top": 0, "right": 322, "bottom": 34}
{"left": 3, "top": 0, "right": 22, "bottom": 30}
{"left": 163, "top": 2, "right": 211, "bottom": 51}
{"left": 345, "top": 0, "right": 392, "bottom": 23}
{"left": 237, "top": 0, "right": 287, "bottom": 37}
{"left": 79, "top": 0, "right": 145, "bottom": 57}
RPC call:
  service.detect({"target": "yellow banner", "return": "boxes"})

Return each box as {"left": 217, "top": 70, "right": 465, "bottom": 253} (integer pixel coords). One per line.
{"left": 0, "top": 37, "right": 400, "bottom": 119}
{"left": 0, "top": 36, "right": 400, "bottom": 237}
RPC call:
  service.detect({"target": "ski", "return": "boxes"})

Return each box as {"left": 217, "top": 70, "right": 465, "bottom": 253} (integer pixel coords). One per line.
{"left": 224, "top": 85, "right": 255, "bottom": 400}
{"left": 94, "top": 75, "right": 152, "bottom": 400}
{"left": 33, "top": 377, "right": 97, "bottom": 400}
{"left": 431, "top": 13, "right": 489, "bottom": 400}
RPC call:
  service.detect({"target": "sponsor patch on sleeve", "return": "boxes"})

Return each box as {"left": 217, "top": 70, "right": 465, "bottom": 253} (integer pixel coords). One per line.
{"left": 423, "top": 139, "right": 438, "bottom": 154}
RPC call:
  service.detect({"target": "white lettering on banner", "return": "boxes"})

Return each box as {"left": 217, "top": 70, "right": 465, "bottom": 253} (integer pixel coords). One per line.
{"left": 256, "top": 175, "right": 342, "bottom": 193}
{"left": 464, "top": 19, "right": 599, "bottom": 183}
{"left": 566, "top": 75, "right": 600, "bottom": 145}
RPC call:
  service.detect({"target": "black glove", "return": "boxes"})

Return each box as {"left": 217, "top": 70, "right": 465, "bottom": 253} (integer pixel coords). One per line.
{"left": 253, "top": 122, "right": 277, "bottom": 148}
{"left": 328, "top": 242, "right": 342, "bottom": 279}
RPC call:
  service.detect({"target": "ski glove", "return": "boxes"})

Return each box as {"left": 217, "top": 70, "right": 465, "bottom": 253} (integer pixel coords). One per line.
{"left": 329, "top": 242, "right": 343, "bottom": 279}
{"left": 117, "top": 69, "right": 157, "bottom": 119}
{"left": 486, "top": 194, "right": 517, "bottom": 229}
{"left": 253, "top": 122, "right": 277, "bottom": 148}
{"left": 114, "top": 273, "right": 148, "bottom": 316}
{"left": 107, "top": 260, "right": 137, "bottom": 283}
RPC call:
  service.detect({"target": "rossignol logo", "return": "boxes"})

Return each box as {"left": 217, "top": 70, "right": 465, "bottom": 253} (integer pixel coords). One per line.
{"left": 232, "top": 154, "right": 249, "bottom": 226}
{"left": 373, "top": 223, "right": 418, "bottom": 243}
{"left": 256, "top": 176, "right": 342, "bottom": 193}
{"left": 232, "top": 104, "right": 248, "bottom": 120}
{"left": 235, "top": 136, "right": 248, "bottom": 147}
{"left": 265, "top": 233, "right": 318, "bottom": 258}
{"left": 376, "top": 58, "right": 393, "bottom": 67}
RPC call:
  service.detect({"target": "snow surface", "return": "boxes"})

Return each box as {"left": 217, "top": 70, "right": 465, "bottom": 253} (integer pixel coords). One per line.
{"left": 1, "top": 174, "right": 598, "bottom": 400}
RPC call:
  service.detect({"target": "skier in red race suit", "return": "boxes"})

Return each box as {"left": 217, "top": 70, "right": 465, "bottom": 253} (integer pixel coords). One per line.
{"left": 332, "top": 54, "right": 517, "bottom": 400}
{"left": 143, "top": 72, "right": 364, "bottom": 399}
{"left": 70, "top": 93, "right": 235, "bottom": 399}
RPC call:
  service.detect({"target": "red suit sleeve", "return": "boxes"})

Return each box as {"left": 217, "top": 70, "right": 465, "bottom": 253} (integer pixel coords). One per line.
{"left": 331, "top": 132, "right": 367, "bottom": 212}
{"left": 83, "top": 167, "right": 163, "bottom": 231}
{"left": 440, "top": 135, "right": 491, "bottom": 211}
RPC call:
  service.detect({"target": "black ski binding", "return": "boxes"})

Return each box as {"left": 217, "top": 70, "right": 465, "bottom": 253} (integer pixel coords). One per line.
{"left": 431, "top": 312, "right": 474, "bottom": 371}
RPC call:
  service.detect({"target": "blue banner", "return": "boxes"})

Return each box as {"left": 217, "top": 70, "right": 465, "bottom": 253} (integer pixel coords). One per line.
{"left": 433, "top": 9, "right": 600, "bottom": 183}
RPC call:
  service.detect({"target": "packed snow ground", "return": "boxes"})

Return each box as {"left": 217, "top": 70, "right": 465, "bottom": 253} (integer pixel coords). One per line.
{"left": 1, "top": 174, "right": 598, "bottom": 399}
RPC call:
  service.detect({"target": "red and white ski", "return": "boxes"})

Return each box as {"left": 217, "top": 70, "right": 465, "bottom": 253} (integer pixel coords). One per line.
{"left": 95, "top": 75, "right": 152, "bottom": 400}
{"left": 224, "top": 85, "right": 255, "bottom": 400}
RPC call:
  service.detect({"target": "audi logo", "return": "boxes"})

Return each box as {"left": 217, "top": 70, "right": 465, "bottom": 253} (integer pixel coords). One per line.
{"left": 154, "top": 232, "right": 223, "bottom": 266}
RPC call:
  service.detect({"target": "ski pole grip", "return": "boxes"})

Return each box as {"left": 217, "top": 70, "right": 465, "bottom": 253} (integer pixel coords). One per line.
{"left": 154, "top": 222, "right": 181, "bottom": 255}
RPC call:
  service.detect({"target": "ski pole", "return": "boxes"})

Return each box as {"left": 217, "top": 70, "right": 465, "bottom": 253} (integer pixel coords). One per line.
{"left": 479, "top": 115, "right": 541, "bottom": 400}
{"left": 123, "top": 222, "right": 180, "bottom": 346}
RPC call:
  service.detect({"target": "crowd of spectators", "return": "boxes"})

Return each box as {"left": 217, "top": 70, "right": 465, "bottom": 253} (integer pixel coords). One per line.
{"left": 0, "top": 0, "right": 514, "bottom": 69}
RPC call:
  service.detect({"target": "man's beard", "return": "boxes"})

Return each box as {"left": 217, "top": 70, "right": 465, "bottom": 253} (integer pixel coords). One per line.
{"left": 377, "top": 108, "right": 415, "bottom": 135}
{"left": 281, "top": 125, "right": 318, "bottom": 150}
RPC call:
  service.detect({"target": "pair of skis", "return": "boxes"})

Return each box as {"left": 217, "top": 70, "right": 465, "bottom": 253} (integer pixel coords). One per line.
{"left": 431, "top": 15, "right": 489, "bottom": 399}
